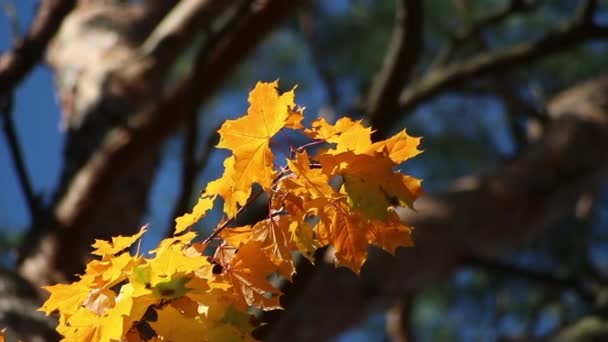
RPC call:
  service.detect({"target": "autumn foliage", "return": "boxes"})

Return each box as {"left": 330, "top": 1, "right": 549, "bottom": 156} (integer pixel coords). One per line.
{"left": 39, "top": 81, "right": 423, "bottom": 341}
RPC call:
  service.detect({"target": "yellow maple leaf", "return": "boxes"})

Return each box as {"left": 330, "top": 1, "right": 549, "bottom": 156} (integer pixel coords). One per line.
{"left": 147, "top": 243, "right": 211, "bottom": 287}
{"left": 216, "top": 80, "right": 298, "bottom": 192}
{"left": 57, "top": 287, "right": 133, "bottom": 342}
{"left": 205, "top": 156, "right": 251, "bottom": 217}
{"left": 150, "top": 306, "right": 206, "bottom": 341}
{"left": 305, "top": 117, "right": 373, "bottom": 153}
{"left": 368, "top": 129, "right": 422, "bottom": 163}
{"left": 91, "top": 226, "right": 147, "bottom": 258}
{"left": 174, "top": 195, "right": 215, "bottom": 234}
{"left": 39, "top": 279, "right": 92, "bottom": 316}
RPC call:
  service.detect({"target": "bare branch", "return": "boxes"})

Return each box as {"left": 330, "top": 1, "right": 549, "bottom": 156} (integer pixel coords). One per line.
{"left": 366, "top": 0, "right": 423, "bottom": 124}
{"left": 0, "top": 93, "right": 40, "bottom": 221}
{"left": 372, "top": 1, "right": 608, "bottom": 137}
{"left": 431, "top": 0, "right": 539, "bottom": 68}
{"left": 0, "top": 0, "right": 76, "bottom": 95}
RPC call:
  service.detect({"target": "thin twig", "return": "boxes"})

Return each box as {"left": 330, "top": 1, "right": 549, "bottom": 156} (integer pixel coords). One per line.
{"left": 0, "top": 93, "right": 39, "bottom": 220}
{"left": 431, "top": 0, "right": 539, "bottom": 68}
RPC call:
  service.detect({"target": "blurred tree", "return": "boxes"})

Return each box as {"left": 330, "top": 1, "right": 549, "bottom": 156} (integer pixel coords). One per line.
{"left": 1, "top": 0, "right": 608, "bottom": 340}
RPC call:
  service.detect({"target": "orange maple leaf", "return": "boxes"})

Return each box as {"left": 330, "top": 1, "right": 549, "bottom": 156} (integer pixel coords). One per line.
{"left": 314, "top": 199, "right": 369, "bottom": 272}
{"left": 215, "top": 241, "right": 282, "bottom": 310}
{"left": 221, "top": 215, "right": 297, "bottom": 280}
{"left": 319, "top": 152, "right": 423, "bottom": 220}
{"left": 367, "top": 211, "right": 414, "bottom": 254}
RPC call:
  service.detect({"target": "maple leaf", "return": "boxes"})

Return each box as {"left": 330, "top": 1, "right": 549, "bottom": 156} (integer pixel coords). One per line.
{"left": 146, "top": 243, "right": 211, "bottom": 287}
{"left": 40, "top": 279, "right": 92, "bottom": 316}
{"left": 174, "top": 195, "right": 215, "bottom": 234}
{"left": 205, "top": 156, "right": 250, "bottom": 217}
{"left": 149, "top": 306, "right": 207, "bottom": 341}
{"left": 319, "top": 152, "right": 423, "bottom": 220}
{"left": 368, "top": 129, "right": 422, "bottom": 164}
{"left": 221, "top": 216, "right": 297, "bottom": 279}
{"left": 282, "top": 150, "right": 338, "bottom": 200}
{"left": 314, "top": 199, "right": 369, "bottom": 273}
{"left": 367, "top": 211, "right": 414, "bottom": 254}
{"left": 151, "top": 231, "right": 198, "bottom": 255}
{"left": 215, "top": 241, "right": 282, "bottom": 310}
{"left": 91, "top": 226, "right": 147, "bottom": 258}
{"left": 57, "top": 287, "right": 134, "bottom": 342}
{"left": 216, "top": 80, "right": 298, "bottom": 192}
{"left": 305, "top": 117, "right": 373, "bottom": 153}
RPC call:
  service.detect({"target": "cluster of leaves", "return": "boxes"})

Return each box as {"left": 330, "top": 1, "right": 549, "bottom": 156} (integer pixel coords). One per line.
{"left": 39, "top": 81, "right": 423, "bottom": 341}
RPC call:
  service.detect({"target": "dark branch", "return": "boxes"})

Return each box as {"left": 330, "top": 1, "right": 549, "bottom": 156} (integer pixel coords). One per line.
{"left": 0, "top": 0, "right": 76, "bottom": 95}
{"left": 166, "top": 126, "right": 218, "bottom": 238}
{"left": 372, "top": 1, "right": 608, "bottom": 137}
{"left": 431, "top": 0, "right": 539, "bottom": 68}
{"left": 167, "top": 111, "right": 199, "bottom": 237}
{"left": 0, "top": 93, "right": 40, "bottom": 221}
{"left": 366, "top": 0, "right": 423, "bottom": 130}
{"left": 466, "top": 255, "right": 595, "bottom": 303}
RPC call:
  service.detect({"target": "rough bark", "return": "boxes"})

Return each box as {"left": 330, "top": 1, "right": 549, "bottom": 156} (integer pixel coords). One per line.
{"left": 266, "top": 75, "right": 608, "bottom": 341}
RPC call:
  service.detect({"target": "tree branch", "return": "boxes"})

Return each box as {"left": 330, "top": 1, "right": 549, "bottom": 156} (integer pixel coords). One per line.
{"left": 138, "top": 0, "right": 235, "bottom": 78}
{"left": 366, "top": 0, "right": 423, "bottom": 126}
{"left": 0, "top": 93, "right": 40, "bottom": 221}
{"left": 0, "top": 0, "right": 76, "bottom": 95}
{"left": 372, "top": 1, "right": 608, "bottom": 137}
{"left": 431, "top": 0, "right": 539, "bottom": 68}
{"left": 466, "top": 255, "right": 594, "bottom": 303}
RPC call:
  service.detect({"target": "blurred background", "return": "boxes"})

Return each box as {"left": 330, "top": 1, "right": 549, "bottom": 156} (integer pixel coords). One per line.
{"left": 1, "top": 0, "right": 608, "bottom": 341}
